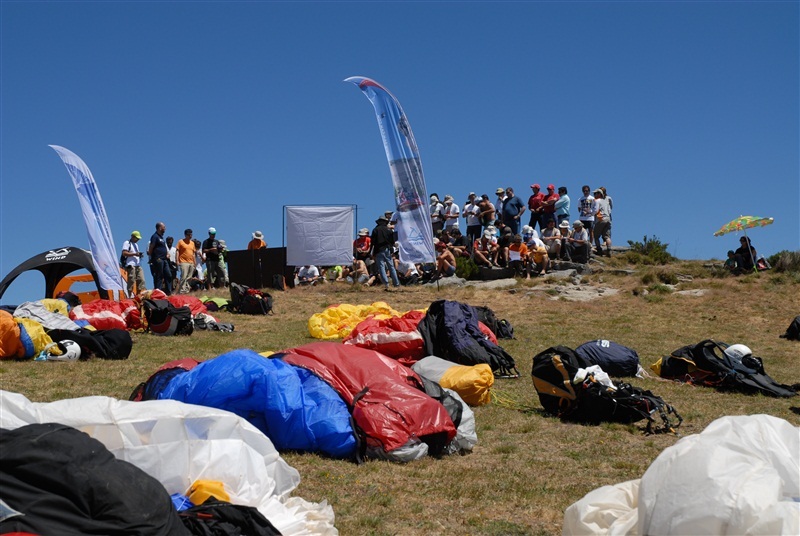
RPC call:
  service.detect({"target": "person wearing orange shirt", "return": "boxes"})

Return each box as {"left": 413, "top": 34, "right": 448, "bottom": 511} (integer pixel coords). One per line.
{"left": 508, "top": 234, "right": 529, "bottom": 278}
{"left": 247, "top": 231, "right": 267, "bottom": 250}
{"left": 176, "top": 229, "right": 197, "bottom": 294}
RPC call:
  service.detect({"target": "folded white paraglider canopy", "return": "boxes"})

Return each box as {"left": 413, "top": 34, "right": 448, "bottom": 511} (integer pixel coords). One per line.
{"left": 563, "top": 414, "right": 800, "bottom": 535}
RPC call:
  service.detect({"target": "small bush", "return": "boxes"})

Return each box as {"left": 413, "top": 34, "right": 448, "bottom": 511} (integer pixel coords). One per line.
{"left": 770, "top": 250, "right": 800, "bottom": 273}
{"left": 626, "top": 235, "right": 675, "bottom": 265}
{"left": 455, "top": 256, "right": 480, "bottom": 280}
{"left": 648, "top": 283, "right": 673, "bottom": 294}
{"left": 641, "top": 272, "right": 655, "bottom": 284}
{"left": 656, "top": 270, "right": 678, "bottom": 285}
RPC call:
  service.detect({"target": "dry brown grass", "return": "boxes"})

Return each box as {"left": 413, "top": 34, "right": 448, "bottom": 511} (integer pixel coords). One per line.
{"left": 1, "top": 264, "right": 799, "bottom": 535}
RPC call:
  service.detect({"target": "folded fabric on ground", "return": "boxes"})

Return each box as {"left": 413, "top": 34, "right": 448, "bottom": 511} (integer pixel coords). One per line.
{"left": 280, "top": 342, "right": 459, "bottom": 462}
{"left": 417, "top": 300, "right": 517, "bottom": 376}
{"left": 154, "top": 349, "right": 357, "bottom": 458}
{"left": 563, "top": 414, "right": 800, "bottom": 535}
{"left": 13, "top": 300, "right": 81, "bottom": 331}
{"left": 0, "top": 390, "right": 337, "bottom": 536}
{"left": 308, "top": 301, "right": 409, "bottom": 340}
{"left": 412, "top": 355, "right": 494, "bottom": 406}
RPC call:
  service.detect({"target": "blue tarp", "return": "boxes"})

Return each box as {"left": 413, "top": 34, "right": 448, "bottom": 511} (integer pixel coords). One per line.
{"left": 157, "top": 348, "right": 356, "bottom": 458}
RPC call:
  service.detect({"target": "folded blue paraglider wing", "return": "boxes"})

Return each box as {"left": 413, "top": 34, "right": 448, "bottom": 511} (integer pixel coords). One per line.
{"left": 157, "top": 349, "right": 356, "bottom": 458}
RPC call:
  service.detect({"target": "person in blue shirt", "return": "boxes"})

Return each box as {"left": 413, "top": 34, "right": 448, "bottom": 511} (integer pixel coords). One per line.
{"left": 501, "top": 187, "right": 526, "bottom": 235}
{"left": 147, "top": 222, "right": 173, "bottom": 294}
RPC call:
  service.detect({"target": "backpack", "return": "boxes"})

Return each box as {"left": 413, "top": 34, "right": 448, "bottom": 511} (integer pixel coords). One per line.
{"left": 495, "top": 319, "right": 514, "bottom": 339}
{"left": 473, "top": 306, "right": 514, "bottom": 339}
{"left": 272, "top": 273, "right": 285, "bottom": 291}
{"left": 532, "top": 346, "right": 682, "bottom": 433}
{"left": 142, "top": 299, "right": 194, "bottom": 336}
{"left": 179, "top": 499, "right": 281, "bottom": 536}
{"left": 656, "top": 339, "right": 796, "bottom": 398}
{"left": 230, "top": 282, "right": 273, "bottom": 315}
{"left": 575, "top": 339, "right": 641, "bottom": 377}
{"left": 780, "top": 315, "right": 800, "bottom": 341}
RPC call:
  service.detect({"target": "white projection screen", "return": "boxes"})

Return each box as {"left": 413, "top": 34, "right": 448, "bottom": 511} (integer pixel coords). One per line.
{"left": 285, "top": 205, "right": 355, "bottom": 266}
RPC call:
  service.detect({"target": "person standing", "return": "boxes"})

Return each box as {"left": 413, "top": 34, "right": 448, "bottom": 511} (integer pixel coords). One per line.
{"left": 527, "top": 184, "right": 545, "bottom": 231}
{"left": 593, "top": 189, "right": 612, "bottom": 256}
{"left": 577, "top": 185, "right": 597, "bottom": 243}
{"left": 370, "top": 215, "right": 400, "bottom": 290}
{"left": 203, "top": 227, "right": 226, "bottom": 289}
{"left": 501, "top": 187, "right": 526, "bottom": 235}
{"left": 462, "top": 192, "right": 482, "bottom": 246}
{"left": 443, "top": 195, "right": 460, "bottom": 232}
{"left": 121, "top": 230, "right": 146, "bottom": 297}
{"left": 175, "top": 229, "right": 196, "bottom": 294}
{"left": 554, "top": 186, "right": 571, "bottom": 226}
{"left": 429, "top": 194, "right": 445, "bottom": 235}
{"left": 147, "top": 222, "right": 172, "bottom": 295}
{"left": 248, "top": 231, "right": 267, "bottom": 250}
{"left": 540, "top": 184, "right": 560, "bottom": 228}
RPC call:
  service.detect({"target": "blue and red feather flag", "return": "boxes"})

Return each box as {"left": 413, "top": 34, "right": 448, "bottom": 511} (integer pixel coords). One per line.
{"left": 49, "top": 145, "right": 125, "bottom": 293}
{"left": 345, "top": 76, "right": 435, "bottom": 264}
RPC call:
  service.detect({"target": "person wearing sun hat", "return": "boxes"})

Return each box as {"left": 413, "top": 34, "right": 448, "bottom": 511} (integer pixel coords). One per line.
{"left": 353, "top": 227, "right": 372, "bottom": 262}
{"left": 370, "top": 215, "right": 400, "bottom": 290}
{"left": 121, "top": 230, "right": 146, "bottom": 297}
{"left": 248, "top": 231, "right": 267, "bottom": 250}
{"left": 429, "top": 193, "right": 445, "bottom": 234}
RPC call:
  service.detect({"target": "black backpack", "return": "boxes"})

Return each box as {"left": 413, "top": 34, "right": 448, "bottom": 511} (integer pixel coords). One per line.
{"left": 780, "top": 315, "right": 800, "bottom": 341}
{"left": 142, "top": 299, "right": 194, "bottom": 336}
{"left": 662, "top": 339, "right": 796, "bottom": 398}
{"left": 532, "top": 346, "right": 681, "bottom": 434}
{"left": 473, "top": 306, "right": 514, "bottom": 339}
{"left": 230, "top": 282, "right": 273, "bottom": 315}
{"left": 179, "top": 498, "right": 281, "bottom": 536}
{"left": 272, "top": 273, "right": 285, "bottom": 291}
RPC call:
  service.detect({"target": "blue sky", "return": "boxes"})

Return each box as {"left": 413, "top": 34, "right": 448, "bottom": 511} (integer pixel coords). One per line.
{"left": 1, "top": 1, "right": 798, "bottom": 303}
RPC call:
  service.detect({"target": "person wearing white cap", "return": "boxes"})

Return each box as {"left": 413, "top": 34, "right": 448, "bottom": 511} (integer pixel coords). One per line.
{"left": 121, "top": 230, "right": 146, "bottom": 297}
{"left": 248, "top": 231, "right": 267, "bottom": 250}
{"left": 443, "top": 194, "right": 460, "bottom": 232}
{"left": 429, "top": 193, "right": 445, "bottom": 234}
{"left": 472, "top": 229, "right": 498, "bottom": 268}
{"left": 566, "top": 220, "right": 590, "bottom": 264}
{"left": 202, "top": 227, "right": 226, "bottom": 289}
{"left": 463, "top": 192, "right": 482, "bottom": 245}
{"left": 353, "top": 228, "right": 372, "bottom": 262}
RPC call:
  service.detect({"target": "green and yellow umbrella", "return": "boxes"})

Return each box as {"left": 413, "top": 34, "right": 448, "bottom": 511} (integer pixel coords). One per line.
{"left": 713, "top": 215, "right": 774, "bottom": 237}
{"left": 714, "top": 215, "right": 774, "bottom": 272}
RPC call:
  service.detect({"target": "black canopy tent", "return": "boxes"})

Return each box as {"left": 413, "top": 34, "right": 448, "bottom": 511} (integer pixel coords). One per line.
{"left": 0, "top": 247, "right": 110, "bottom": 302}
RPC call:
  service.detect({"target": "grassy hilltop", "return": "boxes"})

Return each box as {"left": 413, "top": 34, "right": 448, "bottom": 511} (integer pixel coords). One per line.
{"left": 2, "top": 251, "right": 799, "bottom": 535}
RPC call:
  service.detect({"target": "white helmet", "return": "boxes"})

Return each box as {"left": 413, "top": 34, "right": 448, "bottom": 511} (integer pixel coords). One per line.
{"left": 724, "top": 344, "right": 752, "bottom": 361}
{"left": 44, "top": 340, "right": 81, "bottom": 362}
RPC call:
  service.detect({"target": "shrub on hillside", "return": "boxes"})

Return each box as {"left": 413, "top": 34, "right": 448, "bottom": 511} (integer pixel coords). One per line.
{"left": 455, "top": 256, "right": 480, "bottom": 280}
{"left": 768, "top": 250, "right": 800, "bottom": 273}
{"left": 625, "top": 235, "right": 675, "bottom": 265}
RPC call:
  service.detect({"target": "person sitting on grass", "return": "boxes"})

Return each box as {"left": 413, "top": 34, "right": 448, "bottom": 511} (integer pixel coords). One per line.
{"left": 508, "top": 234, "right": 529, "bottom": 278}
{"left": 724, "top": 250, "right": 741, "bottom": 275}
{"left": 435, "top": 239, "right": 457, "bottom": 278}
{"left": 734, "top": 236, "right": 757, "bottom": 272}
{"left": 527, "top": 241, "right": 550, "bottom": 277}
{"left": 394, "top": 251, "right": 420, "bottom": 285}
{"left": 566, "top": 220, "right": 590, "bottom": 264}
{"left": 496, "top": 227, "right": 515, "bottom": 267}
{"left": 473, "top": 230, "right": 497, "bottom": 268}
{"left": 297, "top": 265, "right": 321, "bottom": 285}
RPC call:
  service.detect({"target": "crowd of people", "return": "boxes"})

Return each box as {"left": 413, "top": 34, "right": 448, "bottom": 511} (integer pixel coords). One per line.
{"left": 121, "top": 223, "right": 250, "bottom": 297}
{"left": 296, "top": 182, "right": 615, "bottom": 289}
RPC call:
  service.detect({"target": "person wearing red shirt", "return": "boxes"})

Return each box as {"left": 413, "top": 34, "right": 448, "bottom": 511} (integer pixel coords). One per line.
{"left": 527, "top": 184, "right": 545, "bottom": 233}
{"left": 540, "top": 184, "right": 560, "bottom": 228}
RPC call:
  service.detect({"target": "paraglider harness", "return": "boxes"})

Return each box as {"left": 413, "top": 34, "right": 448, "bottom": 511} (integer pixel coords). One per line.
{"left": 532, "top": 346, "right": 682, "bottom": 435}
{"left": 657, "top": 339, "right": 797, "bottom": 398}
